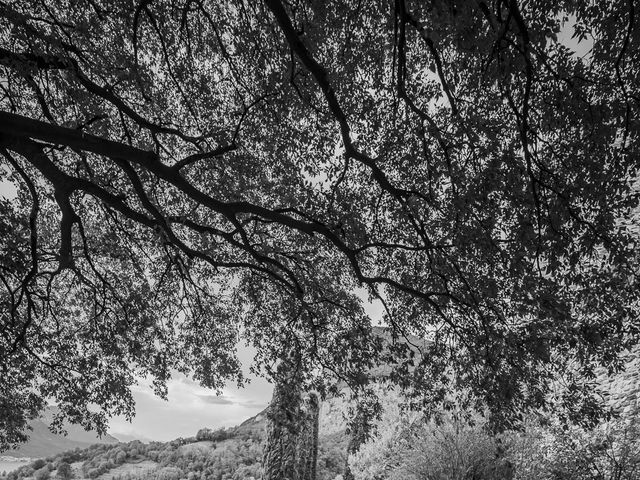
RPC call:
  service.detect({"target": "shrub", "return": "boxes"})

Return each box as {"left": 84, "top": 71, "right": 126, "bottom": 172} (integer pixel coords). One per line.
{"left": 155, "top": 467, "right": 183, "bottom": 480}
{"left": 86, "top": 468, "right": 100, "bottom": 479}
{"left": 349, "top": 390, "right": 513, "bottom": 480}
{"left": 507, "top": 417, "right": 640, "bottom": 480}
{"left": 115, "top": 450, "right": 127, "bottom": 464}
{"left": 33, "top": 466, "right": 50, "bottom": 480}
{"left": 195, "top": 428, "right": 232, "bottom": 442}
{"left": 146, "top": 450, "right": 159, "bottom": 462}
{"left": 196, "top": 428, "right": 213, "bottom": 441}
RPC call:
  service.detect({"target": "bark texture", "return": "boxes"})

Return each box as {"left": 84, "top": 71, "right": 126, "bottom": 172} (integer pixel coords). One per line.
{"left": 262, "top": 370, "right": 320, "bottom": 480}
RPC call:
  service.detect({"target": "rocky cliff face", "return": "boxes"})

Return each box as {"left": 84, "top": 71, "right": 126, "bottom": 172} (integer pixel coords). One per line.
{"left": 597, "top": 348, "right": 640, "bottom": 417}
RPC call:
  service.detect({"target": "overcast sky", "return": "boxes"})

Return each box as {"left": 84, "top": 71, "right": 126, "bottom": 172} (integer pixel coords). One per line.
{"left": 108, "top": 345, "right": 274, "bottom": 442}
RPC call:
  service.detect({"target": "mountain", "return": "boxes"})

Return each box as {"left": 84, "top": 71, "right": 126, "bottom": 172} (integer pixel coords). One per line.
{"left": 108, "top": 432, "right": 153, "bottom": 444}
{"left": 5, "top": 408, "right": 119, "bottom": 459}
{"left": 0, "top": 397, "right": 350, "bottom": 480}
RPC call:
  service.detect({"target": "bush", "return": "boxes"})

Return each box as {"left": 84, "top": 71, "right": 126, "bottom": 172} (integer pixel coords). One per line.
{"left": 195, "top": 428, "right": 232, "bottom": 442}
{"left": 146, "top": 450, "right": 159, "bottom": 462}
{"left": 86, "top": 468, "right": 100, "bottom": 478}
{"left": 351, "top": 414, "right": 513, "bottom": 480}
{"left": 95, "top": 461, "right": 111, "bottom": 475}
{"left": 507, "top": 417, "right": 640, "bottom": 480}
{"left": 115, "top": 450, "right": 127, "bottom": 464}
{"left": 348, "top": 389, "right": 513, "bottom": 480}
{"left": 155, "top": 467, "right": 183, "bottom": 480}
{"left": 34, "top": 466, "right": 50, "bottom": 480}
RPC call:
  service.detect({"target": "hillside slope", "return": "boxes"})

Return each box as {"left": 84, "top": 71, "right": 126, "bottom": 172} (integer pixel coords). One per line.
{"left": 5, "top": 408, "right": 118, "bottom": 459}
{"left": 1, "top": 396, "right": 350, "bottom": 480}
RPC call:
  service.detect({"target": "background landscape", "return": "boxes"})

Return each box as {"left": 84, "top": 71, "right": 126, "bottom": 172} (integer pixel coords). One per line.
{"left": 2, "top": 0, "right": 639, "bottom": 479}
{"left": 2, "top": 345, "right": 640, "bottom": 479}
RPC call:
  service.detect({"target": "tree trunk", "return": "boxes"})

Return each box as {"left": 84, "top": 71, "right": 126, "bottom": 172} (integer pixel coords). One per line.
{"left": 294, "top": 392, "right": 319, "bottom": 480}
{"left": 262, "top": 368, "right": 319, "bottom": 480}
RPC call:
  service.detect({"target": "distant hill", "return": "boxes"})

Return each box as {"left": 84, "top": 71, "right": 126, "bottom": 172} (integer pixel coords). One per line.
{"left": 107, "top": 433, "right": 153, "bottom": 444}
{"left": 0, "top": 397, "right": 350, "bottom": 480}
{"left": 5, "top": 407, "right": 118, "bottom": 459}
{"left": 3, "top": 335, "right": 638, "bottom": 479}
{"left": 1, "top": 328, "right": 420, "bottom": 475}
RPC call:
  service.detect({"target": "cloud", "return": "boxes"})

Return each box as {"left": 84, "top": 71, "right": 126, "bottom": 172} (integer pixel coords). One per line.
{"left": 197, "top": 395, "right": 235, "bottom": 405}
{"left": 238, "top": 400, "right": 268, "bottom": 408}
{"left": 108, "top": 344, "right": 273, "bottom": 441}
{"left": 196, "top": 394, "right": 267, "bottom": 409}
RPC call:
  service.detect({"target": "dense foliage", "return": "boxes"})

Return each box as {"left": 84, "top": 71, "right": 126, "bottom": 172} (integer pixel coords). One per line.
{"left": 350, "top": 407, "right": 640, "bottom": 480}
{"left": 350, "top": 354, "right": 640, "bottom": 480}
{"left": 1, "top": 0, "right": 639, "bottom": 446}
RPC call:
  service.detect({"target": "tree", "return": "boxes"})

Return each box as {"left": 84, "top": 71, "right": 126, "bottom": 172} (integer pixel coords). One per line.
{"left": 1, "top": 0, "right": 639, "bottom": 450}
{"left": 56, "top": 461, "right": 73, "bottom": 480}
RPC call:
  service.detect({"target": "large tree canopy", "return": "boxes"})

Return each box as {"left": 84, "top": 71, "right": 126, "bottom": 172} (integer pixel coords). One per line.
{"left": 1, "top": 0, "right": 639, "bottom": 448}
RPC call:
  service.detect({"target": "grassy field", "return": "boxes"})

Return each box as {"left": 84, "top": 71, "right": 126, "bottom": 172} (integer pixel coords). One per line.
{"left": 97, "top": 460, "right": 158, "bottom": 480}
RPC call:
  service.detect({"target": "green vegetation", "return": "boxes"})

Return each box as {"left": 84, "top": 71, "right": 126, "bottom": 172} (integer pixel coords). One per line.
{"left": 1, "top": 1, "right": 640, "bottom": 477}
{"left": 350, "top": 353, "right": 640, "bottom": 480}
{"left": 349, "top": 406, "right": 640, "bottom": 480}
{"left": 3, "top": 411, "right": 638, "bottom": 480}
{"left": 0, "top": 413, "right": 346, "bottom": 480}
{"left": 2, "top": 0, "right": 640, "bottom": 451}
{"left": 2, "top": 354, "right": 640, "bottom": 480}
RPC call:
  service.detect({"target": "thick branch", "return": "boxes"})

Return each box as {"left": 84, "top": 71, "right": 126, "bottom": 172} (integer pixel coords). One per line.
{"left": 0, "top": 110, "right": 158, "bottom": 164}
{"left": 0, "top": 47, "right": 206, "bottom": 144}
{"left": 265, "top": 0, "right": 415, "bottom": 199}
{"left": 0, "top": 111, "right": 452, "bottom": 318}
{"left": 172, "top": 143, "right": 237, "bottom": 171}
{"left": 402, "top": 8, "right": 458, "bottom": 115}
